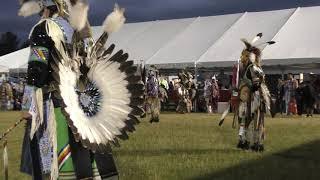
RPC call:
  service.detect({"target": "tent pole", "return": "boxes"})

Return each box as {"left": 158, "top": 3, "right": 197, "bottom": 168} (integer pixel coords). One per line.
{"left": 194, "top": 62, "right": 198, "bottom": 112}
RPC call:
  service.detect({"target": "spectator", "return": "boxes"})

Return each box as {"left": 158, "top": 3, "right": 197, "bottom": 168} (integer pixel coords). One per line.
{"left": 159, "top": 75, "right": 169, "bottom": 90}
{"left": 303, "top": 80, "right": 316, "bottom": 117}
{"left": 203, "top": 77, "right": 212, "bottom": 113}
{"left": 211, "top": 76, "right": 219, "bottom": 112}
{"left": 0, "top": 78, "right": 13, "bottom": 110}
{"left": 277, "top": 79, "right": 285, "bottom": 114}
{"left": 169, "top": 81, "right": 174, "bottom": 94}
{"left": 295, "top": 83, "right": 304, "bottom": 116}
{"left": 284, "top": 73, "right": 298, "bottom": 115}
{"left": 217, "top": 69, "right": 230, "bottom": 89}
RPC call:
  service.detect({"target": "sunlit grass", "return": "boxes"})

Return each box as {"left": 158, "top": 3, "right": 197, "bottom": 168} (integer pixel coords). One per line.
{"left": 1, "top": 111, "right": 320, "bottom": 179}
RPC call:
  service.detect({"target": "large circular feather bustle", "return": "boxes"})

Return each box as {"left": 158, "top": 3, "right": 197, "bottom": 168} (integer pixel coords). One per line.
{"left": 51, "top": 42, "right": 144, "bottom": 153}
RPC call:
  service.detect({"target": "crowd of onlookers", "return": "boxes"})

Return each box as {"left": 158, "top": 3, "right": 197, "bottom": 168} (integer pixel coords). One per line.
{"left": 0, "top": 78, "right": 26, "bottom": 111}
{"left": 1, "top": 72, "right": 319, "bottom": 117}
{"left": 276, "top": 73, "right": 320, "bottom": 117}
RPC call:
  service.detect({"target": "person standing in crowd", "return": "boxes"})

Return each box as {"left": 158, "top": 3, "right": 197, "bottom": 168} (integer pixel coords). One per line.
{"left": 159, "top": 75, "right": 169, "bottom": 91}
{"left": 295, "top": 82, "right": 304, "bottom": 116}
{"left": 277, "top": 79, "right": 285, "bottom": 114}
{"left": 217, "top": 69, "right": 230, "bottom": 89}
{"left": 146, "top": 66, "right": 161, "bottom": 123}
{"left": 303, "top": 74, "right": 317, "bottom": 117}
{"left": 211, "top": 75, "right": 219, "bottom": 113}
{"left": 0, "top": 78, "right": 13, "bottom": 110}
{"left": 284, "top": 73, "right": 298, "bottom": 115}
{"left": 203, "top": 76, "right": 213, "bottom": 113}
{"left": 168, "top": 80, "right": 174, "bottom": 95}
{"left": 159, "top": 75, "right": 169, "bottom": 104}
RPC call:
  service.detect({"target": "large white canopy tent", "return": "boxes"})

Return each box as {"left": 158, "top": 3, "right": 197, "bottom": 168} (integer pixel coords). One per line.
{"left": 0, "top": 65, "right": 9, "bottom": 73}
{"left": 0, "top": 47, "right": 29, "bottom": 73}
{"left": 1, "top": 6, "right": 320, "bottom": 74}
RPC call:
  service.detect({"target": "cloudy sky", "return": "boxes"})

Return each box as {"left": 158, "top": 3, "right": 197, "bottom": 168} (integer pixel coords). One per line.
{"left": 1, "top": 0, "right": 320, "bottom": 41}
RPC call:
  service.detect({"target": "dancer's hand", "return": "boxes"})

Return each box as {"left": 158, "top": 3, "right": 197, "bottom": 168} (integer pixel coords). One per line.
{"left": 21, "top": 111, "right": 31, "bottom": 120}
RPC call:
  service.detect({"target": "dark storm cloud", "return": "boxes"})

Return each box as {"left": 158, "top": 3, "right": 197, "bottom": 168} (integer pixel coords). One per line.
{"left": 1, "top": 0, "right": 320, "bottom": 41}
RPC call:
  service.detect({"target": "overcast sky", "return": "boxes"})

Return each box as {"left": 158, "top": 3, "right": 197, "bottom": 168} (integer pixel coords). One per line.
{"left": 1, "top": 0, "right": 320, "bottom": 41}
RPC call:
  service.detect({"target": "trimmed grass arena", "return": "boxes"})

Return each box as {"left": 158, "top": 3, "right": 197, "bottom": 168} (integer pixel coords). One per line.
{"left": 1, "top": 111, "right": 320, "bottom": 180}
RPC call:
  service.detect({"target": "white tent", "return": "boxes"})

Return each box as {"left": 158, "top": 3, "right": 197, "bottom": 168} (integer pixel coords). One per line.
{"left": 1, "top": 6, "right": 320, "bottom": 73}
{"left": 0, "top": 65, "right": 9, "bottom": 73}
{"left": 196, "top": 8, "right": 296, "bottom": 67}
{"left": 262, "top": 6, "right": 320, "bottom": 73}
{"left": 146, "top": 13, "right": 243, "bottom": 69}
{"left": 0, "top": 47, "right": 29, "bottom": 70}
{"left": 93, "top": 18, "right": 197, "bottom": 64}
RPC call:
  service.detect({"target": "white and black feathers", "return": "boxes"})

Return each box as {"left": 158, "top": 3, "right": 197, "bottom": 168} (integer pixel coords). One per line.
{"left": 241, "top": 33, "right": 276, "bottom": 54}
{"left": 18, "top": 0, "right": 44, "bottom": 17}
{"left": 50, "top": 4, "right": 144, "bottom": 153}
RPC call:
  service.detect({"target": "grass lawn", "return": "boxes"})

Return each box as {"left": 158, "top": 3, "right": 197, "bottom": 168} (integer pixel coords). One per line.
{"left": 1, "top": 111, "right": 320, "bottom": 180}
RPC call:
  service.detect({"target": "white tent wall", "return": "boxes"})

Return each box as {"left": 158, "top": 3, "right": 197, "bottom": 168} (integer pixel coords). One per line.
{"left": 1, "top": 6, "right": 320, "bottom": 74}
{"left": 263, "top": 6, "right": 320, "bottom": 67}
{"left": 197, "top": 8, "right": 297, "bottom": 68}
{"left": 92, "top": 21, "right": 155, "bottom": 58}
{"left": 0, "top": 65, "right": 9, "bottom": 73}
{"left": 145, "top": 13, "right": 243, "bottom": 68}
{"left": 0, "top": 47, "right": 30, "bottom": 69}
{"left": 123, "top": 18, "right": 196, "bottom": 64}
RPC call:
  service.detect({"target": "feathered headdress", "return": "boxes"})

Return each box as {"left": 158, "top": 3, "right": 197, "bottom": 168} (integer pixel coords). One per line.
{"left": 240, "top": 33, "right": 275, "bottom": 66}
{"left": 18, "top": 0, "right": 90, "bottom": 31}
{"left": 18, "top": 0, "right": 63, "bottom": 17}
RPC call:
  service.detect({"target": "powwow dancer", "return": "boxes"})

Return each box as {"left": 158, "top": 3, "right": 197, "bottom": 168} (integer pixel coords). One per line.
{"left": 146, "top": 65, "right": 161, "bottom": 123}
{"left": 176, "top": 69, "right": 196, "bottom": 113}
{"left": 219, "top": 33, "right": 275, "bottom": 152}
{"left": 14, "top": 1, "right": 144, "bottom": 179}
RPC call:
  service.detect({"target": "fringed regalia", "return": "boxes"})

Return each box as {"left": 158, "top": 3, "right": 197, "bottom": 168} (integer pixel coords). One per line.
{"left": 176, "top": 70, "right": 196, "bottom": 113}
{"left": 235, "top": 33, "right": 275, "bottom": 152}
{"left": 146, "top": 65, "right": 161, "bottom": 123}
{"left": 18, "top": 1, "right": 144, "bottom": 179}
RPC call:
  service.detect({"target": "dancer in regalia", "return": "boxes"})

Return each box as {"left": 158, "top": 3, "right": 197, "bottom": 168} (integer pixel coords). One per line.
{"left": 146, "top": 65, "right": 161, "bottom": 123}
{"left": 18, "top": 1, "right": 143, "bottom": 179}
{"left": 220, "top": 33, "right": 275, "bottom": 152}
{"left": 176, "top": 69, "right": 196, "bottom": 113}
{"left": 236, "top": 33, "right": 274, "bottom": 152}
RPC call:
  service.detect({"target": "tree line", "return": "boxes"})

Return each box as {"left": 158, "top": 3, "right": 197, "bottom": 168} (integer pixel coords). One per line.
{"left": 0, "top": 32, "right": 28, "bottom": 56}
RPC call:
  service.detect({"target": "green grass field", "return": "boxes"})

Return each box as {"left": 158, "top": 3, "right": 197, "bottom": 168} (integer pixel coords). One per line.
{"left": 1, "top": 111, "right": 320, "bottom": 180}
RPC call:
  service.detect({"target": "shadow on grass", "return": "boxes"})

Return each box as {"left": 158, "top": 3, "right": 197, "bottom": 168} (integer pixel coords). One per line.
{"left": 190, "top": 140, "right": 320, "bottom": 180}
{"left": 115, "top": 148, "right": 239, "bottom": 156}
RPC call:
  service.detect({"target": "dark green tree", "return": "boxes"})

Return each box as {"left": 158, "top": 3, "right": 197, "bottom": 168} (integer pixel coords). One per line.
{"left": 0, "top": 32, "right": 20, "bottom": 56}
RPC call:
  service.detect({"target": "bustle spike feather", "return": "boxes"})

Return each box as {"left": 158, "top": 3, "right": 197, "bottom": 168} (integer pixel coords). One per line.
{"left": 103, "top": 3, "right": 126, "bottom": 34}
{"left": 18, "top": 1, "right": 43, "bottom": 17}
{"left": 251, "top": 32, "right": 263, "bottom": 44}
{"left": 69, "top": 0, "right": 89, "bottom": 31}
